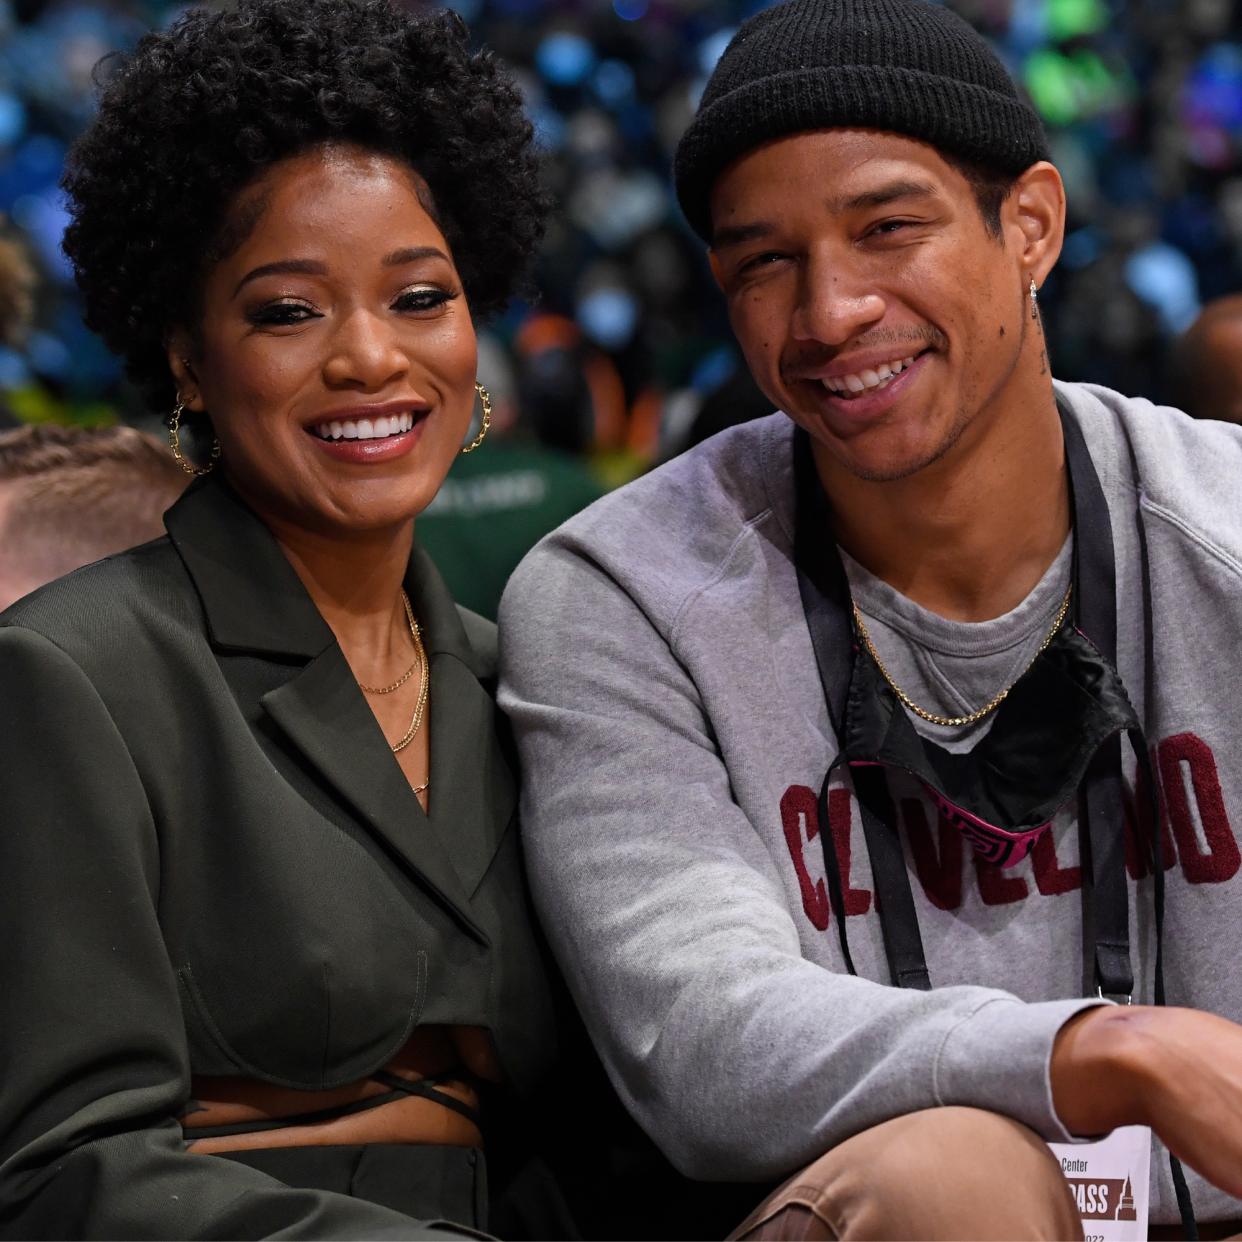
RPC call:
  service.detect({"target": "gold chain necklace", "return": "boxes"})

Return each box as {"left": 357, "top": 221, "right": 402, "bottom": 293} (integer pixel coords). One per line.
{"left": 358, "top": 655, "right": 417, "bottom": 695}
{"left": 852, "top": 584, "right": 1072, "bottom": 728}
{"left": 357, "top": 591, "right": 429, "bottom": 769}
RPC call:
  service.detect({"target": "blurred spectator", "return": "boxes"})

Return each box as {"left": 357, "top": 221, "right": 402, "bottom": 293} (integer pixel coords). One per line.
{"left": 417, "top": 435, "right": 604, "bottom": 620}
{"left": 0, "top": 422, "right": 187, "bottom": 610}
{"left": 0, "top": 226, "right": 34, "bottom": 429}
{"left": 417, "top": 331, "right": 604, "bottom": 619}
{"left": 7, "top": 0, "right": 1242, "bottom": 601}
{"left": 685, "top": 363, "right": 776, "bottom": 451}
{"left": 1169, "top": 293, "right": 1242, "bottom": 422}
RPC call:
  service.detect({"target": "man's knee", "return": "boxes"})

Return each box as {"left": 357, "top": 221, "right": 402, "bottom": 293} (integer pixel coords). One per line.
{"left": 731, "top": 1106, "right": 1083, "bottom": 1241}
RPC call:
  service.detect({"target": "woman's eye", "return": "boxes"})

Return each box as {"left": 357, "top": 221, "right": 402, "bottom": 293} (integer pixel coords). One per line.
{"left": 247, "top": 301, "right": 319, "bottom": 327}
{"left": 393, "top": 287, "right": 454, "bottom": 313}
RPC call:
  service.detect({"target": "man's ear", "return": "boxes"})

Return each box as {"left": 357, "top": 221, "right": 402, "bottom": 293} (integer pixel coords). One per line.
{"left": 1009, "top": 161, "right": 1066, "bottom": 289}
{"left": 166, "top": 329, "right": 206, "bottom": 412}
{"left": 708, "top": 248, "right": 725, "bottom": 292}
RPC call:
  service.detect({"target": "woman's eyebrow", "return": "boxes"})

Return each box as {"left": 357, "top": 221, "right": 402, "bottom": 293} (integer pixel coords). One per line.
{"left": 232, "top": 259, "right": 327, "bottom": 296}
{"left": 231, "top": 247, "right": 448, "bottom": 297}
{"left": 382, "top": 246, "right": 449, "bottom": 266}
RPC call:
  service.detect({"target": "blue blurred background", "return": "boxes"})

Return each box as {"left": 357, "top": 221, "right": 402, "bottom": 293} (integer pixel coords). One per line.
{"left": 0, "top": 0, "right": 1236, "bottom": 610}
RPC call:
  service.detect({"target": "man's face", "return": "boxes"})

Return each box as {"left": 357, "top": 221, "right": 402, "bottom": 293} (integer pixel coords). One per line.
{"left": 709, "top": 129, "right": 1046, "bottom": 482}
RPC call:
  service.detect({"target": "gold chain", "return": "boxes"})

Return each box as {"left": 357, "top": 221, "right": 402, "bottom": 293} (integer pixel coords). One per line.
{"left": 358, "top": 653, "right": 417, "bottom": 695}
{"left": 852, "top": 585, "right": 1072, "bottom": 728}
{"left": 389, "top": 591, "right": 429, "bottom": 755}
{"left": 355, "top": 590, "right": 430, "bottom": 758}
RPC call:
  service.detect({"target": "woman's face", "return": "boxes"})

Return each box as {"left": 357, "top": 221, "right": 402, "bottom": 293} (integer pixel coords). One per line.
{"left": 169, "top": 143, "right": 477, "bottom": 535}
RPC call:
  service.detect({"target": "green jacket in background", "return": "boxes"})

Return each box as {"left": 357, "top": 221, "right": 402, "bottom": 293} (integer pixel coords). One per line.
{"left": 417, "top": 440, "right": 603, "bottom": 621}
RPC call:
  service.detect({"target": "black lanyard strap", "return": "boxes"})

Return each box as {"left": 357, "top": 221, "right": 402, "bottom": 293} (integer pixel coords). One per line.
{"left": 1061, "top": 408, "right": 1132, "bottom": 1002}
{"left": 793, "top": 436, "right": 867, "bottom": 978}
{"left": 852, "top": 763, "right": 932, "bottom": 990}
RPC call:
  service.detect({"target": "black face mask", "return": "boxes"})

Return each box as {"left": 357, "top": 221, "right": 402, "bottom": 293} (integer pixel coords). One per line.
{"left": 793, "top": 403, "right": 1197, "bottom": 1237}
{"left": 844, "top": 609, "right": 1144, "bottom": 871}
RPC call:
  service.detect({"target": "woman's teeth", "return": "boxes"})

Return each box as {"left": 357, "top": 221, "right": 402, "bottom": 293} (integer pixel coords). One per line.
{"left": 314, "top": 412, "right": 415, "bottom": 440}
{"left": 822, "top": 355, "right": 917, "bottom": 397}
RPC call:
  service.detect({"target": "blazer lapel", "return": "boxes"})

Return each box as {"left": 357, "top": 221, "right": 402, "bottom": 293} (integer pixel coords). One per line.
{"left": 166, "top": 474, "right": 488, "bottom": 939}
{"left": 408, "top": 544, "right": 516, "bottom": 899}
{"left": 260, "top": 646, "right": 486, "bottom": 942}
{"left": 165, "top": 474, "right": 333, "bottom": 657}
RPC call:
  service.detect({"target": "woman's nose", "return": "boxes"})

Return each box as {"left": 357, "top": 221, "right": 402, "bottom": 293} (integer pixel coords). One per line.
{"left": 321, "top": 307, "right": 410, "bottom": 390}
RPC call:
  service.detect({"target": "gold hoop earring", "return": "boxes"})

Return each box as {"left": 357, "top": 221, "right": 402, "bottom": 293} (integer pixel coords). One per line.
{"left": 461, "top": 382, "right": 491, "bottom": 454}
{"left": 168, "top": 398, "right": 221, "bottom": 477}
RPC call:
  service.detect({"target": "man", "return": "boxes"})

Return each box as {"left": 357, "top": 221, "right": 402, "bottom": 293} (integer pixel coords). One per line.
{"left": 1170, "top": 294, "right": 1242, "bottom": 424}
{"left": 499, "top": 0, "right": 1242, "bottom": 1236}
{"left": 0, "top": 423, "right": 188, "bottom": 610}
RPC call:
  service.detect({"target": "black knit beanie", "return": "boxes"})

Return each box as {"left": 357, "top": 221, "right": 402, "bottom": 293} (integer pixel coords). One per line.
{"left": 674, "top": 0, "right": 1049, "bottom": 240}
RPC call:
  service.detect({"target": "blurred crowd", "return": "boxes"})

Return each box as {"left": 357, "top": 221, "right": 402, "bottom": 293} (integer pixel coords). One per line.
{"left": 2, "top": 0, "right": 1242, "bottom": 615}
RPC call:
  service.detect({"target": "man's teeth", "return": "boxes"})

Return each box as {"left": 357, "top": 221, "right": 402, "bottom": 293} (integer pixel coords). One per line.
{"left": 823, "top": 355, "right": 917, "bottom": 397}
{"left": 315, "top": 412, "right": 416, "bottom": 440}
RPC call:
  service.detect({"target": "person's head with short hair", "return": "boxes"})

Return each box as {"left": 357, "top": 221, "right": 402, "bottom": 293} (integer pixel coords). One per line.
{"left": 0, "top": 232, "right": 34, "bottom": 349}
{"left": 676, "top": 0, "right": 1064, "bottom": 490}
{"left": 0, "top": 423, "right": 189, "bottom": 611}
{"left": 1169, "top": 295, "right": 1242, "bottom": 425}
{"left": 61, "top": 0, "right": 544, "bottom": 535}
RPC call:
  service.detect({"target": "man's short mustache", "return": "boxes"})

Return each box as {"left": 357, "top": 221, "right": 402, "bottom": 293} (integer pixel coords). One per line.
{"left": 779, "top": 327, "right": 950, "bottom": 380}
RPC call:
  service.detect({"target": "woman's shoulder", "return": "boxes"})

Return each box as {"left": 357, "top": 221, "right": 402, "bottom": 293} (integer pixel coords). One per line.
{"left": 0, "top": 534, "right": 202, "bottom": 668}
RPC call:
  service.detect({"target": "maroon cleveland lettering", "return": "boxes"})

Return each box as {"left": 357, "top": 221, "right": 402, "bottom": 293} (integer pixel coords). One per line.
{"left": 1123, "top": 747, "right": 1177, "bottom": 879}
{"left": 1031, "top": 828, "right": 1082, "bottom": 896}
{"left": 780, "top": 731, "right": 1236, "bottom": 932}
{"left": 902, "top": 800, "right": 963, "bottom": 910}
{"left": 975, "top": 855, "right": 1029, "bottom": 905}
{"left": 780, "top": 785, "right": 871, "bottom": 928}
{"left": 780, "top": 785, "right": 830, "bottom": 931}
{"left": 828, "top": 789, "right": 873, "bottom": 916}
{"left": 1158, "top": 733, "right": 1240, "bottom": 884}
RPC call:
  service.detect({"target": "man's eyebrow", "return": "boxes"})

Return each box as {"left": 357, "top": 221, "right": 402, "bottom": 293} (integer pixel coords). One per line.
{"left": 831, "top": 179, "right": 936, "bottom": 213}
{"left": 711, "top": 221, "right": 775, "bottom": 250}
{"left": 711, "top": 180, "right": 937, "bottom": 249}
{"left": 233, "top": 259, "right": 327, "bottom": 296}
{"left": 383, "top": 246, "right": 449, "bottom": 266}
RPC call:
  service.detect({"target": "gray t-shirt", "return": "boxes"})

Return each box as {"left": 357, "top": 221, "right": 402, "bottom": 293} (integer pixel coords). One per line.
{"left": 843, "top": 537, "right": 1073, "bottom": 754}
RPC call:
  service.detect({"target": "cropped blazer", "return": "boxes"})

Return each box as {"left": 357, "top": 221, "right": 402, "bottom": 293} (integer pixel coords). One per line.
{"left": 0, "top": 473, "right": 555, "bottom": 1239}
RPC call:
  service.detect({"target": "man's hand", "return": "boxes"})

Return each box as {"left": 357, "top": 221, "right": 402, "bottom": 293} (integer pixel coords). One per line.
{"left": 1052, "top": 1005, "right": 1242, "bottom": 1198}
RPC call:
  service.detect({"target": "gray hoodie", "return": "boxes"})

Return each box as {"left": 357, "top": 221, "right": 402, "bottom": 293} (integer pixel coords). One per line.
{"left": 497, "top": 382, "right": 1242, "bottom": 1224}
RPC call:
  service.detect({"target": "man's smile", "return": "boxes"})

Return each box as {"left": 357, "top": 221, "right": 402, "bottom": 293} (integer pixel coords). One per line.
{"left": 821, "top": 352, "right": 917, "bottom": 398}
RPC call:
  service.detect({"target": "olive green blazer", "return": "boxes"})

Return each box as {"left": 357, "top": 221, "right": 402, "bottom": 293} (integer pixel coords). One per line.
{"left": 0, "top": 473, "right": 555, "bottom": 1239}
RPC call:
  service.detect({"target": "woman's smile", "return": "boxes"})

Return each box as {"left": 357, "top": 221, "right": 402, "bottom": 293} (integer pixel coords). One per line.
{"left": 305, "top": 400, "right": 433, "bottom": 464}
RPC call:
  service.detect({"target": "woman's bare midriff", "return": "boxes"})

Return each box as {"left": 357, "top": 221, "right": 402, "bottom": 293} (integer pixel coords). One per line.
{"left": 182, "top": 1025, "right": 500, "bottom": 1154}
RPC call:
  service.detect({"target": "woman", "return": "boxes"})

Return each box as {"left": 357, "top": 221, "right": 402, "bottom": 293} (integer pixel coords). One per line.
{"left": 0, "top": 2, "right": 561, "bottom": 1236}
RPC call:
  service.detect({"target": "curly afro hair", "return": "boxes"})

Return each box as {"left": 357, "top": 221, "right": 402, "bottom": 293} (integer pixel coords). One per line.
{"left": 62, "top": 0, "right": 547, "bottom": 412}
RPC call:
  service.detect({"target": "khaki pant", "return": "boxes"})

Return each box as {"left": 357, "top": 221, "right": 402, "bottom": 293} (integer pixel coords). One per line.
{"left": 729, "top": 1107, "right": 1083, "bottom": 1241}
